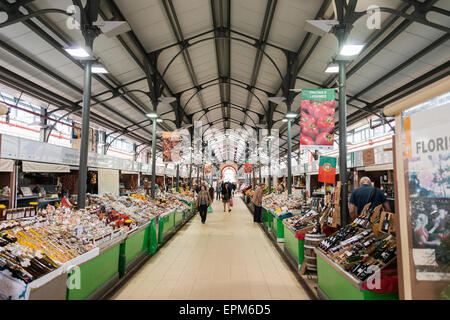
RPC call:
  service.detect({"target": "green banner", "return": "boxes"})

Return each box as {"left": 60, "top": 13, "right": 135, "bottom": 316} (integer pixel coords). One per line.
{"left": 301, "top": 89, "right": 335, "bottom": 101}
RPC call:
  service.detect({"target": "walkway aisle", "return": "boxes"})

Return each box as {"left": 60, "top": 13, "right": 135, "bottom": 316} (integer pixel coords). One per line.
{"left": 111, "top": 195, "right": 310, "bottom": 300}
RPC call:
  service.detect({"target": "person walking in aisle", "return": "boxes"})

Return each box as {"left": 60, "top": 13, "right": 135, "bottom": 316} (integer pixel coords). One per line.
{"left": 208, "top": 185, "right": 215, "bottom": 203}
{"left": 221, "top": 182, "right": 232, "bottom": 213}
{"left": 196, "top": 185, "right": 212, "bottom": 224}
{"left": 231, "top": 183, "right": 236, "bottom": 197}
{"left": 252, "top": 183, "right": 264, "bottom": 223}
{"left": 216, "top": 182, "right": 221, "bottom": 200}
{"left": 349, "top": 176, "right": 391, "bottom": 221}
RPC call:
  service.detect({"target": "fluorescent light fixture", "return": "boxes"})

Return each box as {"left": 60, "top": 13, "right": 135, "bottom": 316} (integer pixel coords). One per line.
{"left": 91, "top": 64, "right": 108, "bottom": 74}
{"left": 146, "top": 112, "right": 158, "bottom": 118}
{"left": 340, "top": 44, "right": 364, "bottom": 56}
{"left": 268, "top": 97, "right": 286, "bottom": 104}
{"left": 285, "top": 112, "right": 297, "bottom": 118}
{"left": 265, "top": 135, "right": 275, "bottom": 141}
{"left": 64, "top": 47, "right": 90, "bottom": 58}
{"left": 282, "top": 118, "right": 288, "bottom": 122}
{"left": 325, "top": 64, "right": 339, "bottom": 73}
{"left": 156, "top": 119, "right": 163, "bottom": 123}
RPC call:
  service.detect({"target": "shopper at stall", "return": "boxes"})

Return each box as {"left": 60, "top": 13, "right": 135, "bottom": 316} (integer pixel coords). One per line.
{"left": 143, "top": 178, "right": 150, "bottom": 196}
{"left": 196, "top": 185, "right": 212, "bottom": 224}
{"left": 221, "top": 182, "right": 232, "bottom": 213}
{"left": 349, "top": 177, "right": 391, "bottom": 220}
{"left": 252, "top": 183, "right": 264, "bottom": 223}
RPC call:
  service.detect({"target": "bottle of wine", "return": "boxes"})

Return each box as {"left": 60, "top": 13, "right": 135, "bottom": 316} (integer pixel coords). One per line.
{"left": 381, "top": 213, "right": 391, "bottom": 233}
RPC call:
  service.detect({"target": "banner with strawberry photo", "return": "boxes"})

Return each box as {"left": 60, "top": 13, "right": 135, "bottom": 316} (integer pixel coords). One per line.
{"left": 300, "top": 89, "right": 335, "bottom": 150}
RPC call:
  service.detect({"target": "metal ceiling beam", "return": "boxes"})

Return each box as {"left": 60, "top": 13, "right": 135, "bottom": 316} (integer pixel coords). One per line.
{"left": 0, "top": 36, "right": 159, "bottom": 135}
{"left": 211, "top": 0, "right": 229, "bottom": 130}
{"left": 6, "top": 3, "right": 158, "bottom": 138}
{"left": 345, "top": 60, "right": 450, "bottom": 127}
{"left": 0, "top": 65, "right": 154, "bottom": 146}
{"left": 347, "top": 33, "right": 450, "bottom": 105}
{"left": 323, "top": 2, "right": 415, "bottom": 88}
{"left": 160, "top": 0, "right": 210, "bottom": 125}
{"left": 100, "top": 0, "right": 189, "bottom": 128}
{"left": 242, "top": 0, "right": 277, "bottom": 126}
{"left": 22, "top": 5, "right": 151, "bottom": 117}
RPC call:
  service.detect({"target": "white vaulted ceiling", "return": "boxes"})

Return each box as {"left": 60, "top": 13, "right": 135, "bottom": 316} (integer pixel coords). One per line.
{"left": 0, "top": 0, "right": 448, "bottom": 158}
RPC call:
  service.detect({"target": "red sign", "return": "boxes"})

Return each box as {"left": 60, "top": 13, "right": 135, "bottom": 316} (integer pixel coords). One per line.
{"left": 244, "top": 163, "right": 252, "bottom": 173}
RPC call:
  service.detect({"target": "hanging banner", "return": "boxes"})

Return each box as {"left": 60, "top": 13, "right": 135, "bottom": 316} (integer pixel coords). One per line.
{"left": 300, "top": 89, "right": 335, "bottom": 150}
{"left": 162, "top": 131, "right": 181, "bottom": 163}
{"left": 193, "top": 120, "right": 202, "bottom": 165}
{"left": 71, "top": 124, "right": 96, "bottom": 152}
{"left": 244, "top": 163, "right": 252, "bottom": 173}
{"left": 318, "top": 156, "right": 337, "bottom": 184}
{"left": 402, "top": 93, "right": 450, "bottom": 282}
{"left": 204, "top": 164, "right": 211, "bottom": 175}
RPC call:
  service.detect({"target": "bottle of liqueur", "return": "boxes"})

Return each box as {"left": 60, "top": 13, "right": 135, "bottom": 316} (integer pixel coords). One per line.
{"left": 381, "top": 213, "right": 391, "bottom": 233}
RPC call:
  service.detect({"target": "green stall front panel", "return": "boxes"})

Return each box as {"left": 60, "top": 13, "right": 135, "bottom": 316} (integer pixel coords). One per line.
{"left": 266, "top": 210, "right": 274, "bottom": 231}
{"left": 67, "top": 244, "right": 120, "bottom": 300}
{"left": 272, "top": 216, "right": 285, "bottom": 242}
{"left": 262, "top": 208, "right": 271, "bottom": 230}
{"left": 158, "top": 213, "right": 175, "bottom": 244}
{"left": 125, "top": 227, "right": 149, "bottom": 265}
{"left": 316, "top": 254, "right": 399, "bottom": 300}
{"left": 174, "top": 210, "right": 183, "bottom": 226}
{"left": 148, "top": 219, "right": 157, "bottom": 254}
{"left": 284, "top": 227, "right": 304, "bottom": 269}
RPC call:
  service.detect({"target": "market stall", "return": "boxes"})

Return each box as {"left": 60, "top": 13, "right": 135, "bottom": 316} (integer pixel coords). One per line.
{"left": 0, "top": 190, "right": 190, "bottom": 300}
{"left": 17, "top": 161, "right": 67, "bottom": 209}
{"left": 0, "top": 159, "right": 15, "bottom": 209}
{"left": 119, "top": 170, "right": 139, "bottom": 196}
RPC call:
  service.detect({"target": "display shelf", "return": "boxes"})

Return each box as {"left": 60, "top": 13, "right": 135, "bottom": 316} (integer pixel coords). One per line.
{"left": 316, "top": 249, "right": 398, "bottom": 300}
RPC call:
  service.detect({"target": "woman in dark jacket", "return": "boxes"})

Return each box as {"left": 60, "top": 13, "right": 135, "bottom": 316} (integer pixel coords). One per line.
{"left": 221, "top": 182, "right": 232, "bottom": 213}
{"left": 208, "top": 186, "right": 215, "bottom": 202}
{"left": 196, "top": 185, "right": 212, "bottom": 224}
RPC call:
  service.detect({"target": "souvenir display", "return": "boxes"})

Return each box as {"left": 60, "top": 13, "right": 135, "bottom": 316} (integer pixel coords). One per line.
{"left": 0, "top": 192, "right": 190, "bottom": 286}
{"left": 317, "top": 202, "right": 397, "bottom": 282}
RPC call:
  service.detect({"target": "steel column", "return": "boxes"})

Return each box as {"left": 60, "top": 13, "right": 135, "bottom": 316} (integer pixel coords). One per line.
{"left": 287, "top": 118, "right": 292, "bottom": 196}
{"left": 337, "top": 27, "right": 348, "bottom": 227}
{"left": 268, "top": 137, "right": 272, "bottom": 194}
{"left": 176, "top": 164, "right": 180, "bottom": 192}
{"left": 151, "top": 119, "right": 157, "bottom": 200}
{"left": 77, "top": 56, "right": 93, "bottom": 209}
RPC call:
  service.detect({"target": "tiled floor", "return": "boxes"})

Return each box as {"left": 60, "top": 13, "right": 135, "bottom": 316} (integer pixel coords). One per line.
{"left": 110, "top": 196, "right": 311, "bottom": 300}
